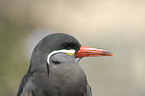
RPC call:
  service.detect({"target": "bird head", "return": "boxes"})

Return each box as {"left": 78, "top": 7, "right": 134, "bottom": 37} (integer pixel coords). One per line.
{"left": 30, "top": 33, "right": 113, "bottom": 66}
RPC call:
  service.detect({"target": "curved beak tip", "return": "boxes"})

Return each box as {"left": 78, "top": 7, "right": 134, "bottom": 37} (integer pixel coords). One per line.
{"left": 102, "top": 50, "right": 114, "bottom": 56}
{"left": 106, "top": 53, "right": 114, "bottom": 56}
{"left": 110, "top": 54, "right": 114, "bottom": 56}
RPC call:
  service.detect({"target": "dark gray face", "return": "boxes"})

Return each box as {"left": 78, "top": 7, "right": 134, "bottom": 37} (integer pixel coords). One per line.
{"left": 30, "top": 33, "right": 81, "bottom": 65}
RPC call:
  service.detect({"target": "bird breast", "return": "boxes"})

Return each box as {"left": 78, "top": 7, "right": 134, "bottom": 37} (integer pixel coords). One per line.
{"left": 48, "top": 63, "right": 87, "bottom": 93}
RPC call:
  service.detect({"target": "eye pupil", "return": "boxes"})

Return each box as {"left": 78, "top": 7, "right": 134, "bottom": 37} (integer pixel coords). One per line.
{"left": 63, "top": 43, "right": 71, "bottom": 49}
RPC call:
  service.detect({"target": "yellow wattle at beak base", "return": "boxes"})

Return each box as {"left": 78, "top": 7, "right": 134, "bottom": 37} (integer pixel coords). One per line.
{"left": 66, "top": 53, "right": 75, "bottom": 55}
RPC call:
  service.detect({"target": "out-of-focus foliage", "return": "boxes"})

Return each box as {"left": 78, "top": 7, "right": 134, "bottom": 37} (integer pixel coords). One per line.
{"left": 0, "top": 0, "right": 145, "bottom": 96}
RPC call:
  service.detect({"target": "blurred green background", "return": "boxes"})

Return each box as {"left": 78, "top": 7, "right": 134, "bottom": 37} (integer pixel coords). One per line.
{"left": 0, "top": 0, "right": 145, "bottom": 96}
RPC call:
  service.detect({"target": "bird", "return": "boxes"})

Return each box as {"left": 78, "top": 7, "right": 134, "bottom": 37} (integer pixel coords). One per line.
{"left": 17, "top": 33, "right": 113, "bottom": 96}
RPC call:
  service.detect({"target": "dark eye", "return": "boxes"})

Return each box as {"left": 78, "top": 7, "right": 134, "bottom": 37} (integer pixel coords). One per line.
{"left": 63, "top": 43, "right": 71, "bottom": 49}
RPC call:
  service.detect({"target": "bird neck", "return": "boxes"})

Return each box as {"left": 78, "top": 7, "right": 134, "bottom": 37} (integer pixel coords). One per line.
{"left": 29, "top": 49, "right": 48, "bottom": 74}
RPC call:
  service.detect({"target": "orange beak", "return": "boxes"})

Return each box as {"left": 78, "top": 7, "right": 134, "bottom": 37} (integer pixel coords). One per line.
{"left": 75, "top": 46, "right": 114, "bottom": 58}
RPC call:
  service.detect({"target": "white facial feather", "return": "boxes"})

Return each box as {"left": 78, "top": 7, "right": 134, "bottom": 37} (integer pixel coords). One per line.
{"left": 47, "top": 49, "right": 75, "bottom": 64}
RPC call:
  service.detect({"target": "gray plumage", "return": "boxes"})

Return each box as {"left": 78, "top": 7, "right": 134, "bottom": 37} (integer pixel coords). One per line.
{"left": 17, "top": 33, "right": 92, "bottom": 96}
